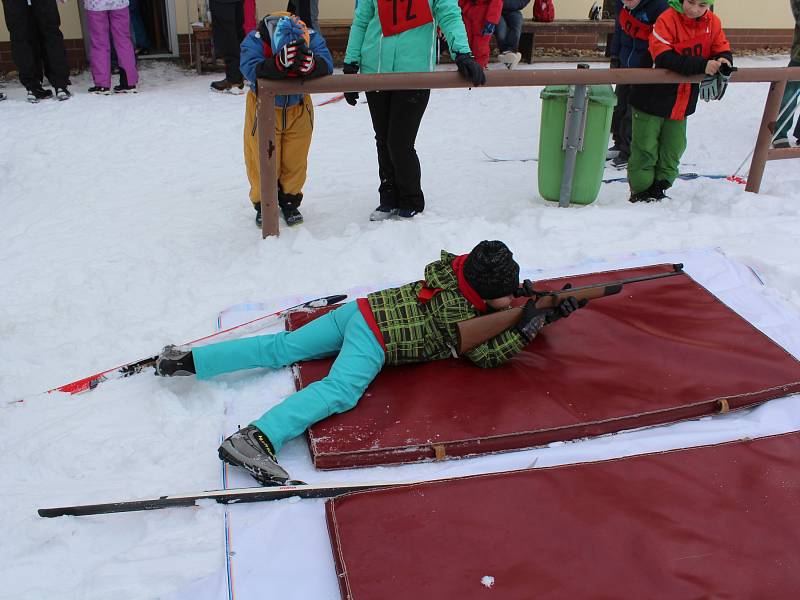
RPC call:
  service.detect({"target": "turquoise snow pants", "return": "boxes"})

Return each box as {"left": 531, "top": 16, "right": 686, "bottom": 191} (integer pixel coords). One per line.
{"left": 192, "top": 302, "right": 385, "bottom": 452}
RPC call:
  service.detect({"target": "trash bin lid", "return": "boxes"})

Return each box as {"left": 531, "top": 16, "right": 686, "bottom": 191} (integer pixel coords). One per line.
{"left": 540, "top": 84, "right": 617, "bottom": 107}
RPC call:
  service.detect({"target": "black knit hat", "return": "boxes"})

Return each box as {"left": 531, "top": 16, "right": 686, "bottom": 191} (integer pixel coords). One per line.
{"left": 463, "top": 241, "right": 520, "bottom": 299}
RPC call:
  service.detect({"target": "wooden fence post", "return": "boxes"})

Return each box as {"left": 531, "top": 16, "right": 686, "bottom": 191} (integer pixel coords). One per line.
{"left": 745, "top": 79, "right": 787, "bottom": 194}
{"left": 257, "top": 84, "right": 280, "bottom": 238}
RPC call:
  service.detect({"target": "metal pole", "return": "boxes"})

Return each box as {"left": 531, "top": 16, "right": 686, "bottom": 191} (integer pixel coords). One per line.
{"left": 745, "top": 79, "right": 787, "bottom": 194}
{"left": 559, "top": 64, "right": 590, "bottom": 208}
{"left": 257, "top": 82, "right": 280, "bottom": 237}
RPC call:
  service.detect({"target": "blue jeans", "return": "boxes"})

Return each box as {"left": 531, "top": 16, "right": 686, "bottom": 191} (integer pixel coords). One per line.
{"left": 776, "top": 59, "right": 800, "bottom": 140}
{"left": 193, "top": 302, "right": 385, "bottom": 452}
{"left": 128, "top": 0, "right": 150, "bottom": 50}
{"left": 495, "top": 10, "right": 523, "bottom": 53}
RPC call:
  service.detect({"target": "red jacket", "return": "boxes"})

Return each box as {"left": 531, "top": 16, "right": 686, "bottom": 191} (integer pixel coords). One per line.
{"left": 459, "top": 0, "right": 504, "bottom": 26}
{"left": 630, "top": 7, "right": 732, "bottom": 120}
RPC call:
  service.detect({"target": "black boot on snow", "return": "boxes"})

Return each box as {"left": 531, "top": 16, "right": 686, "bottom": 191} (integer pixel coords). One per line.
{"left": 279, "top": 191, "right": 304, "bottom": 226}
{"left": 254, "top": 202, "right": 262, "bottom": 227}
{"left": 648, "top": 180, "right": 670, "bottom": 201}
{"left": 281, "top": 205, "right": 303, "bottom": 226}
{"left": 218, "top": 425, "right": 290, "bottom": 486}
{"left": 26, "top": 85, "right": 53, "bottom": 103}
{"left": 154, "top": 345, "right": 196, "bottom": 376}
{"left": 629, "top": 189, "right": 658, "bottom": 203}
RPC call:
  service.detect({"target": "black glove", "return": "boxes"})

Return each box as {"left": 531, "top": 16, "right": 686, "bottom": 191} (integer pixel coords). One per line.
{"left": 546, "top": 296, "right": 586, "bottom": 324}
{"left": 515, "top": 299, "right": 551, "bottom": 342}
{"left": 609, "top": 56, "right": 621, "bottom": 69}
{"left": 343, "top": 62, "right": 359, "bottom": 106}
{"left": 455, "top": 53, "right": 486, "bottom": 87}
{"left": 256, "top": 55, "right": 288, "bottom": 79}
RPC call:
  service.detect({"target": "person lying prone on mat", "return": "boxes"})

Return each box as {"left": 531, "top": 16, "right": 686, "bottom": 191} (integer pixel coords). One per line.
{"left": 152, "top": 241, "right": 585, "bottom": 486}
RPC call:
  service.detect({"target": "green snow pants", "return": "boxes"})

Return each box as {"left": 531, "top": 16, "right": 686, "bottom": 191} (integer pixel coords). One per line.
{"left": 627, "top": 108, "right": 688, "bottom": 194}
{"left": 192, "top": 302, "right": 385, "bottom": 452}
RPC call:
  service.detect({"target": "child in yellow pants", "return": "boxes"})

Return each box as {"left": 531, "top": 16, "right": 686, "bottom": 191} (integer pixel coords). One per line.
{"left": 239, "top": 9, "right": 332, "bottom": 226}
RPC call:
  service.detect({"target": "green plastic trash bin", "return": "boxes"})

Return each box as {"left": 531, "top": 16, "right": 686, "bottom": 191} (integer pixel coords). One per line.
{"left": 538, "top": 84, "right": 617, "bottom": 205}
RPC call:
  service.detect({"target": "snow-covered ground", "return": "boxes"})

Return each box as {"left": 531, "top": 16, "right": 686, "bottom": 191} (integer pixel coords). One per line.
{"left": 1, "top": 56, "right": 799, "bottom": 599}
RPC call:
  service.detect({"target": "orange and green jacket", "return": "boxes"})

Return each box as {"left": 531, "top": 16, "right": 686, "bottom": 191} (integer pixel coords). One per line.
{"left": 630, "top": 6, "right": 731, "bottom": 120}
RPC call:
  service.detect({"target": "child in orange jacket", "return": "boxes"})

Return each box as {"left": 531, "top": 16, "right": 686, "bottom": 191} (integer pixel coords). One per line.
{"left": 459, "top": 0, "right": 504, "bottom": 67}
{"left": 627, "top": 0, "right": 732, "bottom": 202}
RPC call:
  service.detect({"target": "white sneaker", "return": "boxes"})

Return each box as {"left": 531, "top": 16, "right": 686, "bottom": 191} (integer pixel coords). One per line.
{"left": 369, "top": 205, "right": 397, "bottom": 221}
{"left": 506, "top": 52, "right": 521, "bottom": 70}
{"left": 498, "top": 51, "right": 513, "bottom": 66}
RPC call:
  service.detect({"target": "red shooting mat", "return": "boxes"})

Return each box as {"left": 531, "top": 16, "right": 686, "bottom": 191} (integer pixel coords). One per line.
{"left": 325, "top": 431, "right": 800, "bottom": 599}
{"left": 286, "top": 264, "right": 800, "bottom": 469}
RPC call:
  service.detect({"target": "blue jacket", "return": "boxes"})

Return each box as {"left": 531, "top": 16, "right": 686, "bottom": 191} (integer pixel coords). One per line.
{"left": 609, "top": 0, "right": 668, "bottom": 68}
{"left": 240, "top": 15, "right": 333, "bottom": 107}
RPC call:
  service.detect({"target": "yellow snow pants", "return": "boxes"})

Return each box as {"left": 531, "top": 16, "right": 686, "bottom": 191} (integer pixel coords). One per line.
{"left": 243, "top": 90, "right": 314, "bottom": 205}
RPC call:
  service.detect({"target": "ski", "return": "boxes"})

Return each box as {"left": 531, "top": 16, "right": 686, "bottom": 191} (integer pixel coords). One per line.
{"left": 17, "top": 294, "right": 347, "bottom": 401}
{"left": 38, "top": 480, "right": 401, "bottom": 517}
{"left": 602, "top": 173, "right": 743, "bottom": 184}
{"left": 316, "top": 93, "right": 345, "bottom": 107}
{"left": 481, "top": 149, "right": 537, "bottom": 163}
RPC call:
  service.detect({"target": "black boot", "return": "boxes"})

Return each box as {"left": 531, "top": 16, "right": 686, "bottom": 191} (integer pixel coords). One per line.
{"left": 650, "top": 179, "right": 671, "bottom": 201}
{"left": 114, "top": 68, "right": 137, "bottom": 93}
{"left": 26, "top": 84, "right": 53, "bottom": 103}
{"left": 629, "top": 189, "right": 657, "bottom": 203}
{"left": 279, "top": 191, "right": 304, "bottom": 226}
{"left": 254, "top": 202, "right": 262, "bottom": 227}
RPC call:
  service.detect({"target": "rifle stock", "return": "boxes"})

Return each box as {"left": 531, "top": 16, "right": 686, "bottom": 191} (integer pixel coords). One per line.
{"left": 456, "top": 264, "right": 685, "bottom": 355}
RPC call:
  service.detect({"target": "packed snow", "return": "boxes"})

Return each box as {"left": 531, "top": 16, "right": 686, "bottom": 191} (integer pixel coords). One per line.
{"left": 2, "top": 55, "right": 800, "bottom": 599}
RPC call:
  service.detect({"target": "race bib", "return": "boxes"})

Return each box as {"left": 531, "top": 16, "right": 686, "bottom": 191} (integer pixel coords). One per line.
{"left": 377, "top": 0, "right": 433, "bottom": 37}
{"left": 619, "top": 9, "right": 652, "bottom": 42}
{"left": 674, "top": 33, "right": 712, "bottom": 59}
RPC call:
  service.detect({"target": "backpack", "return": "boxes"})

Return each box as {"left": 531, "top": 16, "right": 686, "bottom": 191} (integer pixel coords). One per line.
{"left": 533, "top": 0, "right": 554, "bottom": 22}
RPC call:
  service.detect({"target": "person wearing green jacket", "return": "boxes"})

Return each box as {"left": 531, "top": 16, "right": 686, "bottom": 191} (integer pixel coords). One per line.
{"left": 341, "top": 0, "right": 488, "bottom": 220}
{"left": 153, "top": 241, "right": 585, "bottom": 485}
{"left": 773, "top": 0, "right": 800, "bottom": 148}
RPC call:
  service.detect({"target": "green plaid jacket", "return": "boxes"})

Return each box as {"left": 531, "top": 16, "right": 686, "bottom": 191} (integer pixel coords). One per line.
{"left": 366, "top": 251, "right": 526, "bottom": 368}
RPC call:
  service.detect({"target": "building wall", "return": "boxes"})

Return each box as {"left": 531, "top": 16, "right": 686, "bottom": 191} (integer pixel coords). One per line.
{"left": 1, "top": 0, "right": 796, "bottom": 66}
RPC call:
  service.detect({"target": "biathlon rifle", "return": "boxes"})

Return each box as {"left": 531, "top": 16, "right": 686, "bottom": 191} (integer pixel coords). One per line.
{"left": 456, "top": 264, "right": 686, "bottom": 354}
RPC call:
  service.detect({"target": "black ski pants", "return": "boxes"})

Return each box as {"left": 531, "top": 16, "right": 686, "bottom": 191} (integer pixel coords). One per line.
{"left": 611, "top": 84, "right": 633, "bottom": 158}
{"left": 1, "top": 0, "right": 69, "bottom": 89}
{"left": 210, "top": 0, "right": 244, "bottom": 84}
{"left": 365, "top": 89, "right": 431, "bottom": 213}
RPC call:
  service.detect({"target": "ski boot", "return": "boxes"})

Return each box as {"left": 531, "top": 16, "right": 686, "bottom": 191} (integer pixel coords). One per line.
{"left": 154, "top": 345, "right": 196, "bottom": 376}
{"left": 218, "top": 425, "right": 291, "bottom": 486}
{"left": 88, "top": 86, "right": 111, "bottom": 95}
{"left": 254, "top": 202, "right": 262, "bottom": 227}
